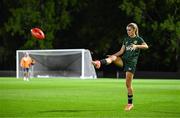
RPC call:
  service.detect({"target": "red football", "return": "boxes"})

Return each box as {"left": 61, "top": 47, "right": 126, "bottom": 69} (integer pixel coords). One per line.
{"left": 31, "top": 28, "right": 45, "bottom": 40}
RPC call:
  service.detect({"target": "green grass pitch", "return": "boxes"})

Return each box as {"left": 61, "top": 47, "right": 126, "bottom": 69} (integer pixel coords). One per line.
{"left": 0, "top": 77, "right": 180, "bottom": 118}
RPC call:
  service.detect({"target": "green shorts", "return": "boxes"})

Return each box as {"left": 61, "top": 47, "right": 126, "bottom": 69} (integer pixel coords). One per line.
{"left": 122, "top": 58, "right": 137, "bottom": 74}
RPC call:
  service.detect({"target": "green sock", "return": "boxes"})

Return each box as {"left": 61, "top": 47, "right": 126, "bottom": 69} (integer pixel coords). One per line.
{"left": 100, "top": 59, "right": 108, "bottom": 65}
{"left": 128, "top": 95, "right": 133, "bottom": 104}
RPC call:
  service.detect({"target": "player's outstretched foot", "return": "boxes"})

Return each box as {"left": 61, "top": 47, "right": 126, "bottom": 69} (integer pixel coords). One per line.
{"left": 124, "top": 104, "right": 134, "bottom": 111}
{"left": 92, "top": 60, "right": 101, "bottom": 69}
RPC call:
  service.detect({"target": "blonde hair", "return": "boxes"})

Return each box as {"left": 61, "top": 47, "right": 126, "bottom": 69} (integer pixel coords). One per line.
{"left": 127, "top": 23, "right": 139, "bottom": 36}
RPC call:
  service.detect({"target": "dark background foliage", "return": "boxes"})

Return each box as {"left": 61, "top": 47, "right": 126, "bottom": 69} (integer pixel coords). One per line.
{"left": 0, "top": 0, "right": 179, "bottom": 73}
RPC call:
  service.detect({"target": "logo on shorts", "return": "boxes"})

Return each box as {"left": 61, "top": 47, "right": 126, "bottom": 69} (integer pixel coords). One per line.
{"left": 128, "top": 68, "right": 132, "bottom": 70}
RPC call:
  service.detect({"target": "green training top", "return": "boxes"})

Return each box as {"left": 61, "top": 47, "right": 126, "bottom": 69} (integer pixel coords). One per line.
{"left": 122, "top": 36, "right": 145, "bottom": 62}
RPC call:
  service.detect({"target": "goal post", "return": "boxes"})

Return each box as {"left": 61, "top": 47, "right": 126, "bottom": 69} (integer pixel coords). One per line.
{"left": 16, "top": 49, "right": 97, "bottom": 79}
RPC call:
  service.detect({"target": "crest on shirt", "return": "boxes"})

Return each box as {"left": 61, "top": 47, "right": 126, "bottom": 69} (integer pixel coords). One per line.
{"left": 133, "top": 41, "right": 137, "bottom": 44}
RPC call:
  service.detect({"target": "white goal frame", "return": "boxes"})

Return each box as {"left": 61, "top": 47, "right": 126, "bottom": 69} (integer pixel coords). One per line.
{"left": 16, "top": 49, "right": 97, "bottom": 79}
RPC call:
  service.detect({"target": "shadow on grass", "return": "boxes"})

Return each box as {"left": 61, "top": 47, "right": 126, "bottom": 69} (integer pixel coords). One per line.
{"left": 38, "top": 109, "right": 115, "bottom": 113}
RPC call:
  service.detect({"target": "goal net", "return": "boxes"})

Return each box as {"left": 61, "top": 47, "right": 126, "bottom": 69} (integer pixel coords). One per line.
{"left": 16, "top": 49, "right": 97, "bottom": 79}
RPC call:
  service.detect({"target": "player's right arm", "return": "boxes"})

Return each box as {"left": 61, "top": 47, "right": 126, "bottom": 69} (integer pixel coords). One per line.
{"left": 105, "top": 45, "right": 125, "bottom": 67}
{"left": 105, "top": 45, "right": 125, "bottom": 65}
{"left": 113, "top": 45, "right": 125, "bottom": 57}
{"left": 20, "top": 58, "right": 24, "bottom": 68}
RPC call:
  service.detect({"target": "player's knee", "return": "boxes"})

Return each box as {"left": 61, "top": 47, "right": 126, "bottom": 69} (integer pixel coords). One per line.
{"left": 106, "top": 58, "right": 112, "bottom": 64}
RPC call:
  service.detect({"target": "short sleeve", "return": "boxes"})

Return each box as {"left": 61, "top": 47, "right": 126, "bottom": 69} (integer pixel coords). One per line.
{"left": 138, "top": 37, "right": 145, "bottom": 44}
{"left": 122, "top": 38, "right": 126, "bottom": 45}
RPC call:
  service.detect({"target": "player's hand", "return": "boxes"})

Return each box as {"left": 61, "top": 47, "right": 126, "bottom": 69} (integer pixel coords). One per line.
{"left": 131, "top": 44, "right": 138, "bottom": 50}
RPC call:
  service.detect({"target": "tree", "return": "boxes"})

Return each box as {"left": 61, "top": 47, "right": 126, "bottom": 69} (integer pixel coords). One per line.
{"left": 56, "top": 0, "right": 127, "bottom": 57}
{"left": 0, "top": 0, "right": 179, "bottom": 72}
{"left": 0, "top": 0, "right": 87, "bottom": 69}
{"left": 4, "top": 0, "right": 87, "bottom": 49}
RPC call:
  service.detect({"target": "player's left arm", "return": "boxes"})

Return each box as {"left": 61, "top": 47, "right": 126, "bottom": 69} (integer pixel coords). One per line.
{"left": 133, "top": 42, "right": 149, "bottom": 49}
{"left": 20, "top": 58, "right": 25, "bottom": 68}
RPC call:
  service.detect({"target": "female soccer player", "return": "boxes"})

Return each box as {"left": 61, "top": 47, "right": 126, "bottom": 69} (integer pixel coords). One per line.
{"left": 20, "top": 52, "right": 35, "bottom": 81}
{"left": 92, "top": 23, "right": 149, "bottom": 111}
